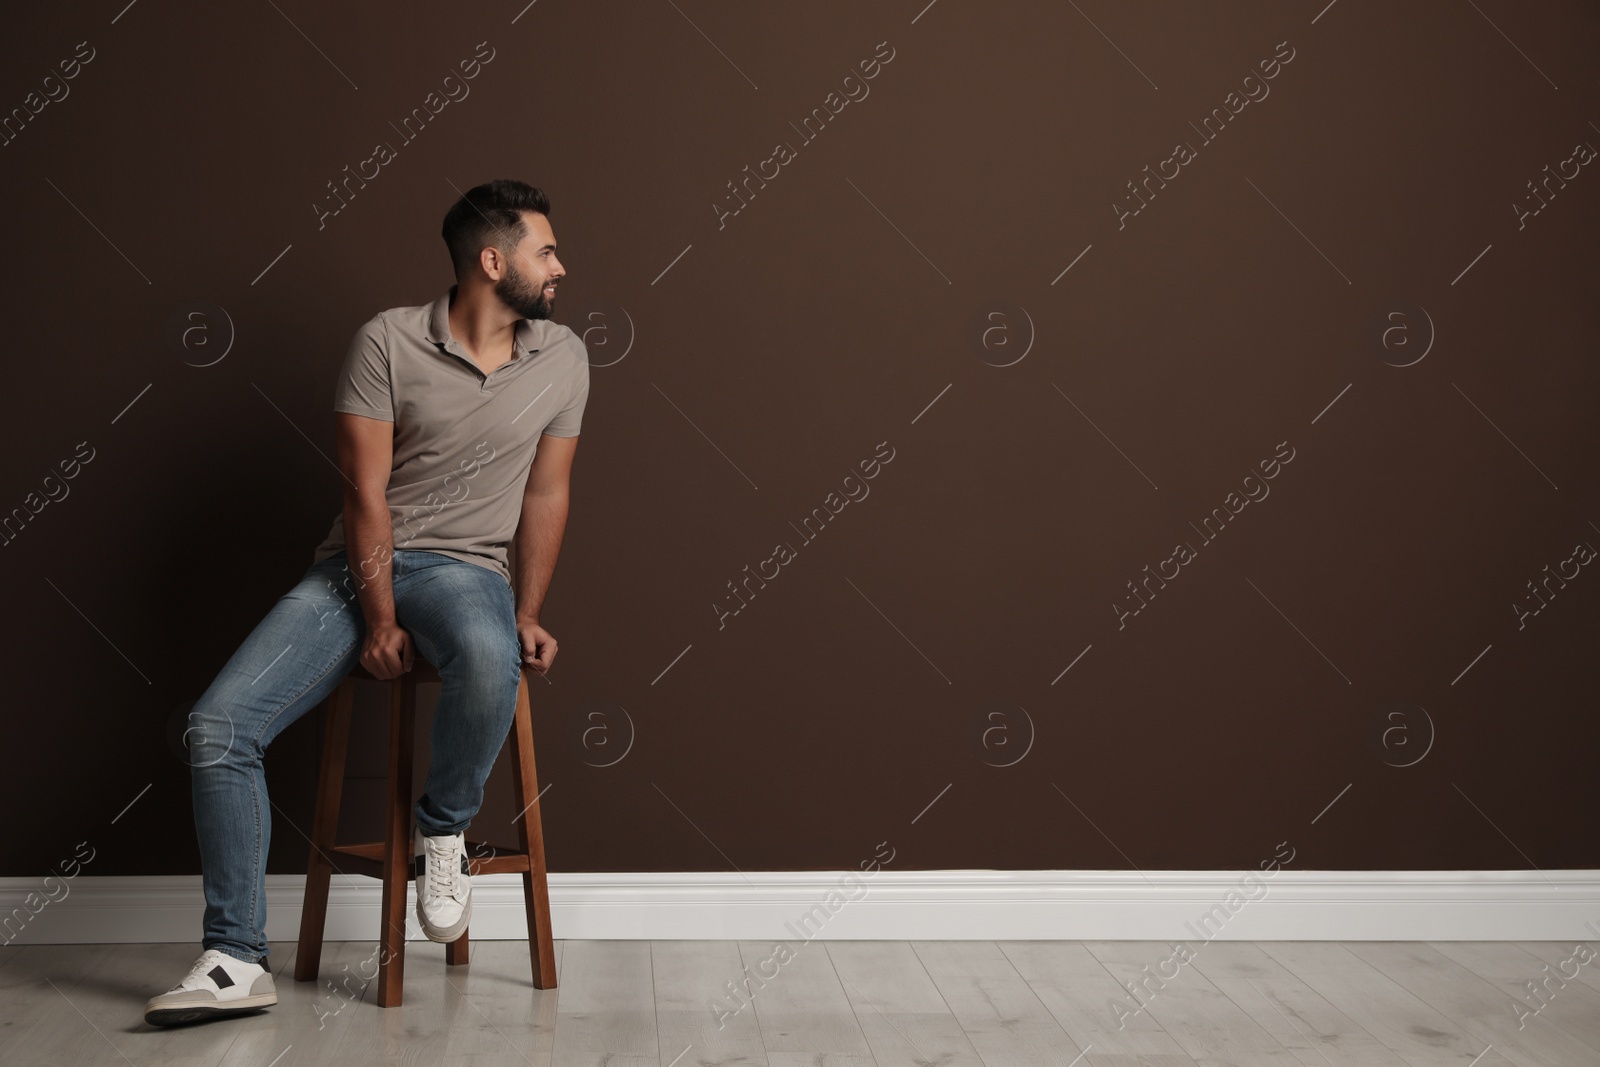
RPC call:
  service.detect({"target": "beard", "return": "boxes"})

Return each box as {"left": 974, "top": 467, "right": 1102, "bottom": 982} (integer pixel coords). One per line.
{"left": 494, "top": 258, "right": 554, "bottom": 320}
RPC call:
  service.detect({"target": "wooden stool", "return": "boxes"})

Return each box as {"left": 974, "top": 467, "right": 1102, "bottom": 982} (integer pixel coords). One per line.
{"left": 292, "top": 657, "right": 557, "bottom": 1006}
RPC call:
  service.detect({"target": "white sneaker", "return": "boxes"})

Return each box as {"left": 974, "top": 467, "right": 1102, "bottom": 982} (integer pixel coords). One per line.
{"left": 414, "top": 828, "right": 472, "bottom": 943}
{"left": 144, "top": 949, "right": 276, "bottom": 1026}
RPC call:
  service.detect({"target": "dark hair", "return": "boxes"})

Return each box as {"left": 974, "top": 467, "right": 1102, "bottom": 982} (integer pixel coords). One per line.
{"left": 441, "top": 179, "right": 551, "bottom": 280}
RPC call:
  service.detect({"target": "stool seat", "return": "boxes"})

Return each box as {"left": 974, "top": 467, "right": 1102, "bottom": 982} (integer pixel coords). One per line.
{"left": 292, "top": 656, "right": 557, "bottom": 1006}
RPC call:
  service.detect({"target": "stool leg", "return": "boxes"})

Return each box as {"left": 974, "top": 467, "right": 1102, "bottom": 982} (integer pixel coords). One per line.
{"left": 509, "top": 671, "right": 558, "bottom": 988}
{"left": 377, "top": 673, "right": 415, "bottom": 1007}
{"left": 294, "top": 680, "right": 355, "bottom": 984}
{"left": 446, "top": 929, "right": 469, "bottom": 966}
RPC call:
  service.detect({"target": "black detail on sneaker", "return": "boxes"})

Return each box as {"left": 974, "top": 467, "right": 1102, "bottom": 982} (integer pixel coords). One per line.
{"left": 207, "top": 964, "right": 235, "bottom": 989}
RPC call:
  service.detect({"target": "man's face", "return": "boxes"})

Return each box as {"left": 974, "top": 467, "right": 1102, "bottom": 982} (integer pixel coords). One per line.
{"left": 493, "top": 210, "right": 564, "bottom": 320}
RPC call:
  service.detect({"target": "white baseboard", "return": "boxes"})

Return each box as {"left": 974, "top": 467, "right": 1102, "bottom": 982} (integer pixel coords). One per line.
{"left": 4, "top": 870, "right": 1598, "bottom": 946}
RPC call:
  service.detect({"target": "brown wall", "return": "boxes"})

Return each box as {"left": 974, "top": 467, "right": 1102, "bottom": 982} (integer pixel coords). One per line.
{"left": 2, "top": 0, "right": 1597, "bottom": 881}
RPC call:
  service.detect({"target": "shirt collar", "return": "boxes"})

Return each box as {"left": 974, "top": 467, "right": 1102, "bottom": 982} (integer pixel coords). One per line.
{"left": 426, "top": 284, "right": 541, "bottom": 356}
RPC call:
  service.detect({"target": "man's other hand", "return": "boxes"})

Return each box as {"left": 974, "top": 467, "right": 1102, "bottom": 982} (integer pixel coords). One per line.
{"left": 517, "top": 619, "right": 558, "bottom": 674}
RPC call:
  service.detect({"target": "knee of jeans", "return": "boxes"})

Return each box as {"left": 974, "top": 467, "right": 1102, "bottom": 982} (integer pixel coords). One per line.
{"left": 184, "top": 702, "right": 248, "bottom": 769}
{"left": 440, "top": 631, "right": 522, "bottom": 694}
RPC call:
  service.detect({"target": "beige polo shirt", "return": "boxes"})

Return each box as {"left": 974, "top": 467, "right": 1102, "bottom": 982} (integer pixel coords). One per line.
{"left": 311, "top": 285, "right": 589, "bottom": 585}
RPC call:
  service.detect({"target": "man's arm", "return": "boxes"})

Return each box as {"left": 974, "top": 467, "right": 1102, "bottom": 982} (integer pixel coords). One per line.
{"left": 334, "top": 411, "right": 413, "bottom": 678}
{"left": 513, "top": 433, "right": 579, "bottom": 670}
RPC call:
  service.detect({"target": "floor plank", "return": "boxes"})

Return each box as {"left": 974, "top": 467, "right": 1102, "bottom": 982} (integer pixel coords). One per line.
{"left": 825, "top": 940, "right": 988, "bottom": 1067}
{"left": 911, "top": 940, "right": 1096, "bottom": 1067}
{"left": 432, "top": 938, "right": 564, "bottom": 1066}
{"left": 1083, "top": 940, "right": 1301, "bottom": 1067}
{"left": 1344, "top": 941, "right": 1600, "bottom": 1067}
{"left": 997, "top": 940, "right": 1199, "bottom": 1066}
{"left": 1258, "top": 941, "right": 1506, "bottom": 1066}
{"left": 324, "top": 933, "right": 491, "bottom": 1065}
{"left": 1183, "top": 940, "right": 1409, "bottom": 1066}
{"left": 1511, "top": 941, "right": 1600, "bottom": 995}
{"left": 0, "top": 943, "right": 134, "bottom": 1066}
{"left": 651, "top": 940, "right": 772, "bottom": 1067}
{"left": 1428, "top": 940, "right": 1600, "bottom": 1053}
{"left": 735, "top": 937, "right": 873, "bottom": 1056}
{"left": 550, "top": 939, "right": 658, "bottom": 1067}
{"left": 214, "top": 939, "right": 380, "bottom": 1066}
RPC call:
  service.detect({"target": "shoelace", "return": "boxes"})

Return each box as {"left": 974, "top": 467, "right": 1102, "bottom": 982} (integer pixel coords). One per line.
{"left": 170, "top": 950, "right": 230, "bottom": 992}
{"left": 423, "top": 837, "right": 468, "bottom": 903}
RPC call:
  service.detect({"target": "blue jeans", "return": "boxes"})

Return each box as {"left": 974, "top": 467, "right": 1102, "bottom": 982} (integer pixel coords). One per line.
{"left": 187, "top": 549, "right": 524, "bottom": 965}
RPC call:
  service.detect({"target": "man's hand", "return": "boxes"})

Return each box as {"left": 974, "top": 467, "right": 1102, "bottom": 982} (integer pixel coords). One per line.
{"left": 517, "top": 618, "right": 558, "bottom": 674}
{"left": 361, "top": 621, "right": 414, "bottom": 679}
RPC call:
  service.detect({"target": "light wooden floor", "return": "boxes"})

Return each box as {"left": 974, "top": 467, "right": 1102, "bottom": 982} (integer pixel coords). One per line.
{"left": 0, "top": 938, "right": 1595, "bottom": 1066}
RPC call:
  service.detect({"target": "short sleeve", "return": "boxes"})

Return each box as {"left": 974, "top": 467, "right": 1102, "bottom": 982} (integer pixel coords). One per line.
{"left": 333, "top": 313, "right": 394, "bottom": 421}
{"left": 542, "top": 342, "right": 589, "bottom": 438}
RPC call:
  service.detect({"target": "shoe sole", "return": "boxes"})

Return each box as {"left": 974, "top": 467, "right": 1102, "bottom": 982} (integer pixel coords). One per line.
{"left": 145, "top": 993, "right": 277, "bottom": 1027}
{"left": 417, "top": 892, "right": 472, "bottom": 943}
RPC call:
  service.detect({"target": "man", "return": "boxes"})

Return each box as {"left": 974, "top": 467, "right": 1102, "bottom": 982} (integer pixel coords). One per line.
{"left": 144, "top": 179, "right": 588, "bottom": 1026}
